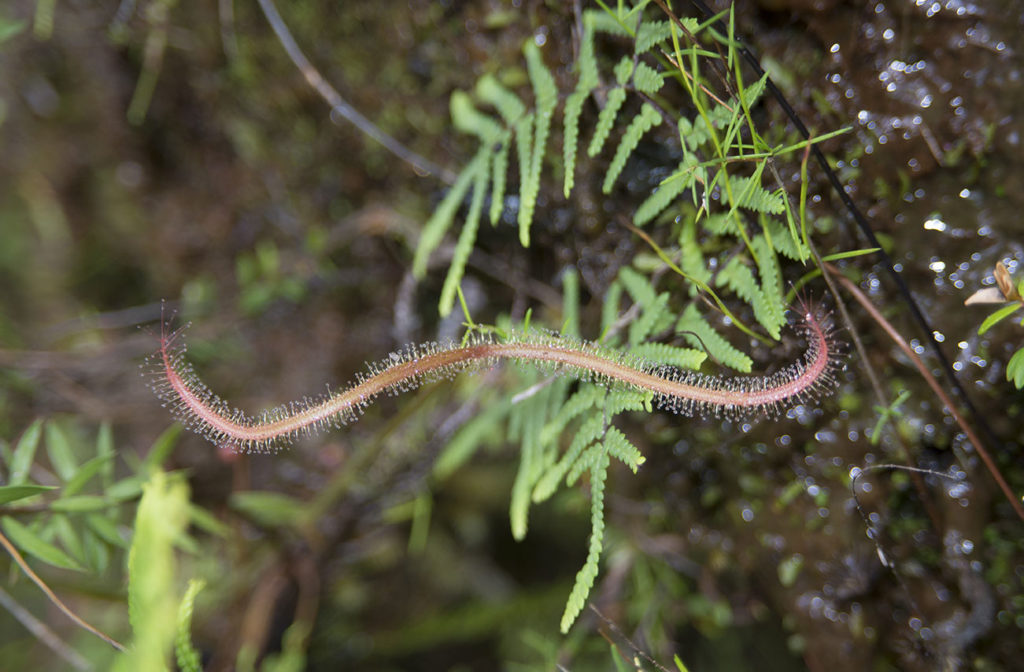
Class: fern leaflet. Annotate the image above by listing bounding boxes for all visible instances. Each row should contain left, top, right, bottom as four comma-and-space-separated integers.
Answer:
559, 449, 607, 633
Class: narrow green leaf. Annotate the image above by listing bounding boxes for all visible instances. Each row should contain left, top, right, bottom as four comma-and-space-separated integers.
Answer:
51, 495, 109, 513
0, 484, 55, 505
144, 423, 182, 470
188, 503, 231, 538
63, 453, 114, 497
97, 421, 115, 487
1, 516, 85, 571
10, 419, 44, 485
230, 491, 307, 528
1007, 347, 1024, 389
51, 514, 86, 566
87, 513, 129, 549
978, 302, 1021, 335
45, 422, 77, 481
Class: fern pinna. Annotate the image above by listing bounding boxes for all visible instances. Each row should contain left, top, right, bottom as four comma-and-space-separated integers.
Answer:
402, 2, 848, 631
151, 3, 848, 633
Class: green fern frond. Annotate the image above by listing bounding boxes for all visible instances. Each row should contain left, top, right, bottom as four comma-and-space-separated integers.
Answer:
489, 131, 511, 224
539, 384, 604, 448
475, 74, 527, 124
702, 211, 740, 236
630, 342, 706, 370
618, 266, 658, 307
678, 218, 713, 292
174, 579, 205, 672
412, 145, 485, 278
602, 426, 645, 472
752, 233, 786, 329
724, 173, 785, 214
533, 410, 604, 503
603, 387, 653, 417
588, 87, 627, 158
603, 103, 662, 193
439, 157, 490, 316
563, 17, 599, 197
587, 9, 631, 37
563, 90, 588, 198
601, 280, 625, 337
629, 291, 671, 344
738, 72, 769, 109
635, 19, 674, 53
634, 158, 696, 226
632, 62, 664, 95
762, 215, 809, 261
509, 374, 563, 540
717, 257, 783, 339
433, 398, 510, 481
560, 450, 608, 633
676, 304, 752, 372
618, 268, 676, 343
451, 90, 504, 143
518, 41, 558, 247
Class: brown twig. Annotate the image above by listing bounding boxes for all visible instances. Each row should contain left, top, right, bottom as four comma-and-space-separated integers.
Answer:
254, 0, 455, 184
0, 529, 126, 652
